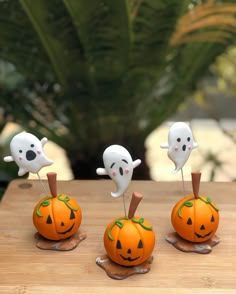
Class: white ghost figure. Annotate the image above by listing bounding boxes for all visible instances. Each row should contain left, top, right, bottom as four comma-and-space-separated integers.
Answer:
3, 132, 53, 176
96, 145, 141, 197
160, 122, 198, 173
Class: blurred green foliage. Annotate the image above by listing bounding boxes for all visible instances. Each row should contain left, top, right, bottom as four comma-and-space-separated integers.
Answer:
1, 0, 236, 180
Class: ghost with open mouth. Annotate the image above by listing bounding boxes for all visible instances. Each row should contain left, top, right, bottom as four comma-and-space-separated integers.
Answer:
96, 145, 141, 197
3, 132, 53, 176
160, 122, 198, 174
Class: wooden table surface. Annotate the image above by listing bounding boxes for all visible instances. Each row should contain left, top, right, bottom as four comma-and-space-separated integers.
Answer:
0, 179, 236, 293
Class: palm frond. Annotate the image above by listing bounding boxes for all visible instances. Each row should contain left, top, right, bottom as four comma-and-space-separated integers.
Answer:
131, 0, 181, 68
171, 1, 236, 45
63, 0, 130, 81
0, 1, 54, 79
20, 0, 87, 87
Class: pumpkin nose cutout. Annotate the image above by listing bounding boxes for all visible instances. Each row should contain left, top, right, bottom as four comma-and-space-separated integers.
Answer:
61, 222, 65, 226
127, 248, 131, 254
119, 167, 123, 176
200, 224, 205, 230
26, 150, 36, 161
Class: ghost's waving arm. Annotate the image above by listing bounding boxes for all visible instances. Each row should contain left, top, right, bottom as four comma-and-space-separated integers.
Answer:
160, 143, 169, 149
41, 137, 48, 147
96, 168, 107, 176
133, 159, 141, 168
3, 156, 14, 162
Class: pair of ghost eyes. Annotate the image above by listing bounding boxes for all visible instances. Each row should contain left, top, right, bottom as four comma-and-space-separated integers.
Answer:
110, 159, 128, 169
186, 215, 215, 225
116, 239, 143, 249
177, 137, 191, 143
19, 144, 35, 153
46, 210, 76, 224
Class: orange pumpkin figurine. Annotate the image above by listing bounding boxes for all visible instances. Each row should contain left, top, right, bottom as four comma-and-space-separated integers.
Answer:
171, 172, 219, 243
33, 172, 82, 241
104, 192, 155, 267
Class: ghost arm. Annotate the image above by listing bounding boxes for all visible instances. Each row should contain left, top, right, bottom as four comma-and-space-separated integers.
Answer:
133, 159, 141, 169
41, 137, 48, 147
160, 143, 169, 149
3, 156, 14, 162
193, 142, 198, 149
96, 168, 108, 176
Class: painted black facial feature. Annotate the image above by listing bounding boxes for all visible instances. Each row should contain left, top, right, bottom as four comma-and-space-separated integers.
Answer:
46, 215, 53, 224
211, 215, 215, 222
182, 145, 186, 151
187, 137, 191, 142
110, 162, 115, 168
195, 231, 212, 239
138, 240, 143, 248
122, 159, 128, 164
31, 144, 34, 148
58, 223, 75, 235
61, 222, 65, 226
70, 210, 76, 219
119, 167, 123, 176
116, 240, 122, 249
26, 150, 36, 161
187, 217, 192, 225
177, 138, 181, 142
19, 150, 22, 153
127, 248, 131, 254
200, 224, 205, 230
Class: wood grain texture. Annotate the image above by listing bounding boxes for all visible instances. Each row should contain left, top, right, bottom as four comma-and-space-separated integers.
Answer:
0, 179, 236, 293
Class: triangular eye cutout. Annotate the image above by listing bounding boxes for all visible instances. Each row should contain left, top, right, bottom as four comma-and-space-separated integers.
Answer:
211, 215, 215, 222
46, 215, 53, 224
116, 240, 122, 249
138, 239, 143, 248
187, 217, 192, 225
70, 210, 76, 219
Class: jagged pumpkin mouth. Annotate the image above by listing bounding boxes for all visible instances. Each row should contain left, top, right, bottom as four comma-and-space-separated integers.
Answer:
58, 223, 75, 235
120, 255, 140, 262
195, 231, 212, 239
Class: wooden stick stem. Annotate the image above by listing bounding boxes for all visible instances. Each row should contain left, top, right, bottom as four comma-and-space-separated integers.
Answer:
47, 172, 57, 198
128, 192, 143, 219
191, 172, 201, 199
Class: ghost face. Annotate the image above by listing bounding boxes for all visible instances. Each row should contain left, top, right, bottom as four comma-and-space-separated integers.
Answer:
167, 122, 198, 173
8, 132, 53, 176
103, 145, 134, 198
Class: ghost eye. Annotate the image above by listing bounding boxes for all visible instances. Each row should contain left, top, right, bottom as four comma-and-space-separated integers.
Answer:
187, 137, 191, 142
110, 162, 115, 168
122, 159, 128, 164
177, 138, 181, 142
31, 144, 34, 148
19, 150, 22, 153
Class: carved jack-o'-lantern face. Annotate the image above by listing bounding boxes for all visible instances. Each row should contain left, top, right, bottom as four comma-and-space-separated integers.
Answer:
104, 216, 155, 266
33, 194, 82, 241
171, 195, 219, 243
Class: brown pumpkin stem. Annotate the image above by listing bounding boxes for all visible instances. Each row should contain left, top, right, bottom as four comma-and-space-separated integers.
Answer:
191, 172, 201, 199
128, 192, 143, 219
47, 172, 57, 198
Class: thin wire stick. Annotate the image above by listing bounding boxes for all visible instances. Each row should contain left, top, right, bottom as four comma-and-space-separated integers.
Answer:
123, 193, 127, 217
181, 168, 186, 194
37, 173, 48, 196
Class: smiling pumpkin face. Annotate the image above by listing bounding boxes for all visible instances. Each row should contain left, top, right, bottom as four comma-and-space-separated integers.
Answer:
33, 194, 82, 241
171, 195, 219, 243
104, 216, 155, 266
